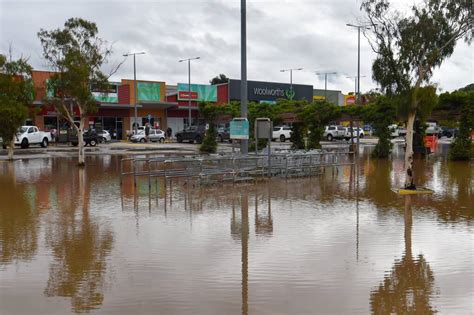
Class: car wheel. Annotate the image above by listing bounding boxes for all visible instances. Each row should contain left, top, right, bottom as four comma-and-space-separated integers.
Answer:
21, 138, 29, 149
140, 138, 146, 143
89, 139, 97, 147
327, 134, 333, 141
359, 134, 364, 138
41, 138, 49, 148
280, 135, 286, 142
195, 136, 202, 144
159, 137, 165, 143
176, 135, 183, 143
71, 142, 78, 146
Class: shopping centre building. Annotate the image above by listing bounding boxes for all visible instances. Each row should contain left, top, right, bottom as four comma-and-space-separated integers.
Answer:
28, 70, 354, 140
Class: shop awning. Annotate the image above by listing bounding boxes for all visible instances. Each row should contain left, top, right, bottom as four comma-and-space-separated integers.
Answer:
141, 101, 178, 109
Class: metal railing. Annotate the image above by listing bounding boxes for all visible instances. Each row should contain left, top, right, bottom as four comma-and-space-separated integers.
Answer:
120, 150, 355, 187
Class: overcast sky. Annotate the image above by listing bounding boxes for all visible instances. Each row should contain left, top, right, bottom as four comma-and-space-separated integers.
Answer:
1, 0, 472, 94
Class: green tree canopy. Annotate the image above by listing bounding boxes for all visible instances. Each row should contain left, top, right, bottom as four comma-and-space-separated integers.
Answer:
361, 0, 472, 188
209, 74, 229, 85
0, 53, 34, 159
38, 17, 114, 165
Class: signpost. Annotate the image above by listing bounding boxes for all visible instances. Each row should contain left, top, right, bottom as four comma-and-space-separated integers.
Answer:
254, 118, 272, 176
230, 118, 249, 140
230, 118, 249, 154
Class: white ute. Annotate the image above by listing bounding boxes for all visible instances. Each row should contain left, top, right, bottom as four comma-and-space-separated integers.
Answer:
14, 126, 52, 149
272, 126, 292, 142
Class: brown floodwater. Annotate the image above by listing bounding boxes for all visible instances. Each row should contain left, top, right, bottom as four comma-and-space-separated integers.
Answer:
0, 144, 472, 314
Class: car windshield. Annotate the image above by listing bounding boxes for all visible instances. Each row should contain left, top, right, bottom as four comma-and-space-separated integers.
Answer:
17, 127, 28, 133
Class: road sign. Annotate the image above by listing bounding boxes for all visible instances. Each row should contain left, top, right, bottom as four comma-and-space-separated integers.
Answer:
255, 118, 272, 139
230, 118, 249, 140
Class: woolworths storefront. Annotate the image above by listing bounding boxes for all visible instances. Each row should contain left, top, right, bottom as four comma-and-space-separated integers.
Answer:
228, 79, 313, 103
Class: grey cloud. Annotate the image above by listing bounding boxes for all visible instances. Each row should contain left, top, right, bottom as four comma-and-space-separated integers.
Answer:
1, 0, 471, 93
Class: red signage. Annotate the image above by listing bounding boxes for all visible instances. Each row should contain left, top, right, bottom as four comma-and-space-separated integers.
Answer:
178, 91, 198, 100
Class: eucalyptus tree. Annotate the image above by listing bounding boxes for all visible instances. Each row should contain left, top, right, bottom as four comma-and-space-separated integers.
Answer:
0, 54, 34, 160
38, 18, 120, 166
361, 0, 472, 188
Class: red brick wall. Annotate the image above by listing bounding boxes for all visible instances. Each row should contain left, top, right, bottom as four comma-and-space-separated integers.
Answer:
118, 84, 130, 104
217, 84, 229, 105
32, 71, 55, 101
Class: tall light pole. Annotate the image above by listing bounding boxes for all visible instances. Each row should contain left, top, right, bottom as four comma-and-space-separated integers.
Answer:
123, 52, 145, 134
346, 75, 367, 99
241, 0, 248, 154
315, 71, 337, 101
346, 23, 370, 106
179, 57, 200, 128
280, 68, 303, 90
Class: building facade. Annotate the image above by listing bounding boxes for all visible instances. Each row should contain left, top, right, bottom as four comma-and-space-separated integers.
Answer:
30, 70, 176, 141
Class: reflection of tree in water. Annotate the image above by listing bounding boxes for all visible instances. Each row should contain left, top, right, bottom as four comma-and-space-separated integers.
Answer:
370, 196, 436, 314
44, 168, 113, 313
0, 166, 39, 265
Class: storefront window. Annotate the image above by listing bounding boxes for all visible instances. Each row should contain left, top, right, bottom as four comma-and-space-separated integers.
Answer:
44, 116, 58, 131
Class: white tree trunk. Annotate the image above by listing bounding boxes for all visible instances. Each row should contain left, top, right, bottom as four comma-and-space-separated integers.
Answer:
7, 138, 14, 160
78, 118, 85, 166
404, 112, 416, 189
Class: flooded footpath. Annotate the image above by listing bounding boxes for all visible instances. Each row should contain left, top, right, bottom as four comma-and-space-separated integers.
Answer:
0, 144, 472, 314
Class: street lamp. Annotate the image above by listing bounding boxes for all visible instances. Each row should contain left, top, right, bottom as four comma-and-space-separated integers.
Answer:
179, 56, 200, 128
241, 0, 248, 154
123, 52, 145, 134
346, 23, 371, 105
280, 68, 303, 90
346, 75, 367, 98
315, 71, 337, 101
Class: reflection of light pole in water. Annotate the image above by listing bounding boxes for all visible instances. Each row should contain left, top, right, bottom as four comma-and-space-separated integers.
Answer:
241, 194, 249, 315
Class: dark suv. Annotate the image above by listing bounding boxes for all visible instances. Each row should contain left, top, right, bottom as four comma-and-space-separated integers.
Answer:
217, 127, 230, 142
69, 129, 100, 147
175, 125, 206, 144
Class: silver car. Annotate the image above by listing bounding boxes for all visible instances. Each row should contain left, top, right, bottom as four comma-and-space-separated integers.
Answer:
130, 129, 165, 143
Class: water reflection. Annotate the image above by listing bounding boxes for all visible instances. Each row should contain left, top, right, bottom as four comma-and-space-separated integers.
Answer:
0, 149, 472, 314
241, 193, 249, 315
43, 167, 114, 313
370, 196, 437, 314
0, 163, 39, 265
255, 184, 273, 236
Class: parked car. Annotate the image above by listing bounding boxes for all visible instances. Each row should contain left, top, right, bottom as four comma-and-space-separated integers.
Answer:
175, 125, 206, 144
97, 130, 111, 143
324, 125, 346, 141
389, 124, 400, 138
272, 126, 292, 142
344, 127, 365, 140
440, 127, 458, 138
426, 125, 442, 138
69, 129, 100, 147
397, 126, 407, 137
217, 127, 230, 143
363, 124, 373, 136
12, 126, 52, 149
129, 129, 165, 143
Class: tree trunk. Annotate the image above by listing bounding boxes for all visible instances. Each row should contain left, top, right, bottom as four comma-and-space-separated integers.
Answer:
77, 118, 85, 166
7, 138, 14, 160
404, 112, 416, 189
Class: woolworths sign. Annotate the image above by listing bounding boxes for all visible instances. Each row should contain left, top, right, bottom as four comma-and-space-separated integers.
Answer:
229, 79, 312, 102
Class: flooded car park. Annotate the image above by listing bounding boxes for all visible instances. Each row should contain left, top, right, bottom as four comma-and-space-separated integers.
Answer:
0, 144, 472, 314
